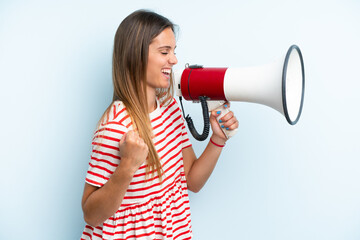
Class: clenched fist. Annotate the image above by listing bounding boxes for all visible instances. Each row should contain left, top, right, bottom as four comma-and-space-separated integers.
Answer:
118, 130, 149, 174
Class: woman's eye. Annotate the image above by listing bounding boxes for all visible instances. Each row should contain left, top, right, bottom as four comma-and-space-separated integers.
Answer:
161, 52, 168, 55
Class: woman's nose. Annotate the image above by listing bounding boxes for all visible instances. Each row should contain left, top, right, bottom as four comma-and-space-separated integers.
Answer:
169, 53, 178, 65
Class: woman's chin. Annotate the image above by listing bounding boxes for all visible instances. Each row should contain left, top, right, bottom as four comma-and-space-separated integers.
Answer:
160, 80, 170, 89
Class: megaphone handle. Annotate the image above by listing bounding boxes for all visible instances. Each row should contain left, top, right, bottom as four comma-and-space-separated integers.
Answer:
208, 101, 238, 139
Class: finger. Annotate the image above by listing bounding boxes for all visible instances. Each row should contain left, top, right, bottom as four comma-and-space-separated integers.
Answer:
222, 118, 238, 129
143, 143, 149, 153
127, 130, 135, 137
120, 132, 127, 144
228, 120, 239, 130
134, 130, 140, 137
137, 136, 146, 146
137, 138, 148, 154
126, 130, 139, 144
219, 111, 234, 122
223, 102, 230, 108
210, 110, 220, 120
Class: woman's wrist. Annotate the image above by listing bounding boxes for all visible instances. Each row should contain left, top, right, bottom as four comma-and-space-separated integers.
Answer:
116, 160, 138, 178
209, 135, 226, 147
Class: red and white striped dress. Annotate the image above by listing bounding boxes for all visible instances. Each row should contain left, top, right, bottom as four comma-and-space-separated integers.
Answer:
81, 98, 193, 240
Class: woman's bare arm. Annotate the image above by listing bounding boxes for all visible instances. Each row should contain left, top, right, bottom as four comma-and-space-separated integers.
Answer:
81, 131, 148, 226
183, 106, 238, 193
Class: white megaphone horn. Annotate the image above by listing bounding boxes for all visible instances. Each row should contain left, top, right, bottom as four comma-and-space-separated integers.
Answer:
173, 45, 305, 141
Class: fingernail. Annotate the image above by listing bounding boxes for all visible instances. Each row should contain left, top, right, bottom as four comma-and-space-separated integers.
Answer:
224, 104, 228, 108
221, 125, 224, 128
226, 127, 229, 130
216, 111, 221, 114
219, 119, 222, 123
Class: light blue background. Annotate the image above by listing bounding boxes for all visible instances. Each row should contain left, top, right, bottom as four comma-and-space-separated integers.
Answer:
1, 0, 359, 239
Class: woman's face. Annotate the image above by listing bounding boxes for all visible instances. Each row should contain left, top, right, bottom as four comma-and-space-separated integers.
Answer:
146, 27, 178, 91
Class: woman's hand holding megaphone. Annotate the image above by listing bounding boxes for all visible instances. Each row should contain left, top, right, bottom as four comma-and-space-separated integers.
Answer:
209, 101, 239, 142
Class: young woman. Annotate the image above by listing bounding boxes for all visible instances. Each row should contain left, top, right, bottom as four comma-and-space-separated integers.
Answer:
81, 10, 238, 240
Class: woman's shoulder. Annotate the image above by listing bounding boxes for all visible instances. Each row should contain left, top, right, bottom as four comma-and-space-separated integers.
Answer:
111, 100, 126, 115
98, 101, 131, 131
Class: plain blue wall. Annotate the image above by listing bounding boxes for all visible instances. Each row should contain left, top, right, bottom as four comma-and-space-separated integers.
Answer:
1, 0, 359, 239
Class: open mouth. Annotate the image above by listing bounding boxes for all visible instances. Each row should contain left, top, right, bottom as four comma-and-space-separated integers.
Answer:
161, 69, 171, 77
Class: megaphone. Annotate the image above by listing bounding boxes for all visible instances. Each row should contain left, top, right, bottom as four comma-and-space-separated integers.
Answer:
173, 45, 305, 141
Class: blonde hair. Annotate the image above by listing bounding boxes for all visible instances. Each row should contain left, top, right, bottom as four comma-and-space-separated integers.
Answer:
100, 10, 176, 181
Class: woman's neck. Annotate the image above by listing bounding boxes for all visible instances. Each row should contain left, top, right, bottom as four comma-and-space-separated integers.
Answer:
147, 87, 157, 113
